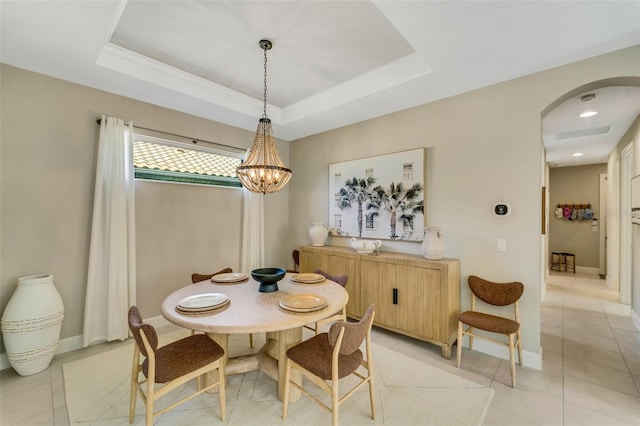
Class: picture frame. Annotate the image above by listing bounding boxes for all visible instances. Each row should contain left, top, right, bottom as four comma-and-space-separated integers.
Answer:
328, 148, 426, 241
632, 175, 640, 225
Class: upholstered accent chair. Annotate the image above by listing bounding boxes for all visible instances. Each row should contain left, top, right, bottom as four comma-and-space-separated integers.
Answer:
303, 269, 349, 335
283, 304, 376, 426
191, 268, 253, 348
457, 275, 524, 387
127, 306, 226, 426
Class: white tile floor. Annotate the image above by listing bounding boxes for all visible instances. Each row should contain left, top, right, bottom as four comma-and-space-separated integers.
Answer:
1, 271, 639, 425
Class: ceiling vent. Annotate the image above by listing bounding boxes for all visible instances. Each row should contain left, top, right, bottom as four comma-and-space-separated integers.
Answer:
555, 125, 614, 140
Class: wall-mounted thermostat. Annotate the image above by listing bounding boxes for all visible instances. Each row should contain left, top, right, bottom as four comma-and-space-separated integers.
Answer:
493, 202, 511, 217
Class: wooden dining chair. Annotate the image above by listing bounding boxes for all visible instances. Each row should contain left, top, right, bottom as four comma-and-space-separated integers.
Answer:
283, 304, 376, 426
292, 249, 300, 272
190, 267, 232, 285
190, 268, 254, 348
457, 275, 524, 387
128, 306, 226, 426
304, 269, 348, 335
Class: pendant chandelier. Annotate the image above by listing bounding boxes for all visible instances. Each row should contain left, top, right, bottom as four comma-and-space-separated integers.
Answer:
237, 39, 292, 194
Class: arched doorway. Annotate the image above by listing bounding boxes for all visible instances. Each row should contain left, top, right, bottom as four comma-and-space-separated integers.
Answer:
540, 77, 640, 303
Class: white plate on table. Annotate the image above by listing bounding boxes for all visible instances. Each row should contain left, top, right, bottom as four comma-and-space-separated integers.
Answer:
211, 273, 248, 283
279, 294, 327, 312
178, 293, 229, 311
176, 300, 229, 315
290, 273, 325, 284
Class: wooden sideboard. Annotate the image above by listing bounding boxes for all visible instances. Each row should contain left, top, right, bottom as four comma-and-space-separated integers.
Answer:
300, 245, 460, 359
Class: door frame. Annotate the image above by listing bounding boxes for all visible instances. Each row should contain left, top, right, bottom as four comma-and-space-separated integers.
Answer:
619, 142, 633, 304
599, 174, 607, 277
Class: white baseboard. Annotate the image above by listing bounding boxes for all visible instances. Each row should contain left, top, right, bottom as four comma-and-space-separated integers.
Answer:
576, 266, 600, 274
1, 314, 171, 371
460, 336, 542, 370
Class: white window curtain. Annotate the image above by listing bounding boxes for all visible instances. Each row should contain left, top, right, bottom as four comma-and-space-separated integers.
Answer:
240, 151, 265, 272
83, 116, 136, 346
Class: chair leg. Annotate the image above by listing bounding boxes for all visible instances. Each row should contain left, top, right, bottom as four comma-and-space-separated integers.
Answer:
508, 333, 516, 388
129, 351, 139, 424
456, 321, 463, 368
282, 358, 291, 420
249, 333, 254, 348
218, 361, 226, 421
468, 327, 474, 350
331, 378, 339, 426
368, 369, 376, 419
516, 330, 523, 365
145, 381, 154, 426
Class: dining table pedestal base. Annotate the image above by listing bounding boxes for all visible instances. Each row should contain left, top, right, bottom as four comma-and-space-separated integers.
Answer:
206, 327, 302, 402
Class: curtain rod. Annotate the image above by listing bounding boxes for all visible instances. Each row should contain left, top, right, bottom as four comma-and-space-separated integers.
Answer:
96, 118, 246, 153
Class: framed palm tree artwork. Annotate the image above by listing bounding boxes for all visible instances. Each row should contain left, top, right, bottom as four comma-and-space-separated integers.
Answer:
329, 148, 426, 241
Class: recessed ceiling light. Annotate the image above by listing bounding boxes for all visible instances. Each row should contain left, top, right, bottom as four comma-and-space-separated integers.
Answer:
572, 152, 583, 157
580, 111, 597, 118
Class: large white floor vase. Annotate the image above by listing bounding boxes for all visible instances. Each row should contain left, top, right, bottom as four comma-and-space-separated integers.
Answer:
1, 274, 65, 376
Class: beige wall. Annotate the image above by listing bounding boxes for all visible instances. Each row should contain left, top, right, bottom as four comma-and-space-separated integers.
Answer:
549, 164, 607, 268
0, 65, 290, 351
289, 45, 640, 356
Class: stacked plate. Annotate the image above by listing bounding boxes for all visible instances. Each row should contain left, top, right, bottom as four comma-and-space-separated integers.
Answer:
290, 273, 325, 284
211, 272, 248, 283
176, 293, 230, 314
279, 294, 327, 313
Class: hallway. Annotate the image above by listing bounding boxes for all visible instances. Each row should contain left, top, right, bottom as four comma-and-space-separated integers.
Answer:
523, 271, 639, 424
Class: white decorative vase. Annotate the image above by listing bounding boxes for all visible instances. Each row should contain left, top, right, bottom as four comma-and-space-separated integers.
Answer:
1, 274, 65, 376
421, 227, 445, 260
308, 223, 329, 246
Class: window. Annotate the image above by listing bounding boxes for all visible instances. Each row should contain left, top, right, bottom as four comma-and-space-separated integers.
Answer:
132, 134, 243, 187
403, 163, 414, 180
334, 214, 342, 228
366, 213, 375, 229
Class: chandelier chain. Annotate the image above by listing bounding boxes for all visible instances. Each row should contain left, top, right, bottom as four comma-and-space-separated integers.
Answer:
263, 45, 268, 118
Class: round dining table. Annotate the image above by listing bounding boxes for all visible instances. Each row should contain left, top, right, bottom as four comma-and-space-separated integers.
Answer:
161, 272, 349, 401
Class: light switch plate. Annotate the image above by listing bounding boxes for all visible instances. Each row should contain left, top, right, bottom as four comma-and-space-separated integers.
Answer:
497, 239, 506, 252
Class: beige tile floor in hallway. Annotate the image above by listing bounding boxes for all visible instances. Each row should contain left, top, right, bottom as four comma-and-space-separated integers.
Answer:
1, 271, 639, 425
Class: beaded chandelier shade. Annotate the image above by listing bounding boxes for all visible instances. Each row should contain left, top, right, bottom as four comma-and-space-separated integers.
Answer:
237, 39, 292, 194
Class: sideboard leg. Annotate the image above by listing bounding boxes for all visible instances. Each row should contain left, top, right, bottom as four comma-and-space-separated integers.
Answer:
441, 344, 452, 360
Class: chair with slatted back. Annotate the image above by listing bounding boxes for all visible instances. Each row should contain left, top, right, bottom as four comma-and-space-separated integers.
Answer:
191, 268, 254, 348
128, 306, 226, 426
283, 304, 376, 426
303, 270, 348, 335
457, 275, 524, 387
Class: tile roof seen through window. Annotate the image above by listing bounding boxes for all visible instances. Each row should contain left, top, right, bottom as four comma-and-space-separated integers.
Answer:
133, 140, 241, 177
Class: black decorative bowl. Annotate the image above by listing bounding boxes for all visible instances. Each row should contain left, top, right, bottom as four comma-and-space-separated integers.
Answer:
251, 267, 286, 293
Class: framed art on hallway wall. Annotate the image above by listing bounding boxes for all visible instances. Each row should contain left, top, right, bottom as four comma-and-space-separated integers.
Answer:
329, 148, 426, 241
